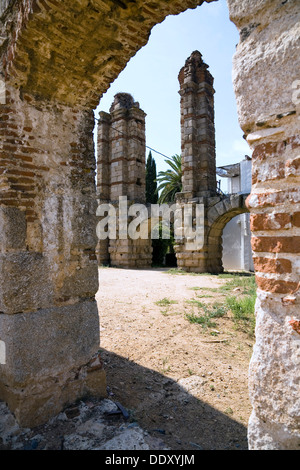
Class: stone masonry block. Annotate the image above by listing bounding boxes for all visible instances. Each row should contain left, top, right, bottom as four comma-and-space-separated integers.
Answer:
0, 300, 105, 427
0, 206, 27, 252
60, 264, 98, 300
0, 252, 54, 314
0, 300, 100, 383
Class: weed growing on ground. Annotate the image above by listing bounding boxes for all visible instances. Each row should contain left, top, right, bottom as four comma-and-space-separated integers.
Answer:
186, 275, 257, 337
166, 268, 213, 277
188, 287, 213, 298
155, 298, 178, 306
221, 275, 256, 336
160, 357, 171, 373
166, 268, 186, 275
219, 275, 256, 295
185, 299, 205, 308
185, 312, 217, 329
185, 301, 227, 330
226, 295, 256, 336
159, 272, 257, 337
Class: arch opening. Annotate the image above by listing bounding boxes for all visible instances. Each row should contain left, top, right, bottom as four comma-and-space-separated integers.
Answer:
207, 197, 250, 274
222, 213, 254, 273
0, 0, 299, 451
93, 0, 256, 451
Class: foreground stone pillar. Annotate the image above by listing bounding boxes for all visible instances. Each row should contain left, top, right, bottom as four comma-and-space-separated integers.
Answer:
228, 0, 300, 449
0, 85, 106, 427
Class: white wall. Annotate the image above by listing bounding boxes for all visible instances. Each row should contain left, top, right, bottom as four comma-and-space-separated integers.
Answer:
240, 159, 252, 194
222, 213, 254, 272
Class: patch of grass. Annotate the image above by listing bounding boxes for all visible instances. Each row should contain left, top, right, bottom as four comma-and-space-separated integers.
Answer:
164, 272, 257, 337
155, 298, 178, 306
161, 309, 181, 317
205, 274, 257, 337
185, 301, 226, 330
203, 303, 227, 318
201, 287, 219, 293
166, 268, 213, 277
226, 294, 256, 336
185, 312, 217, 329
219, 275, 257, 295
218, 273, 239, 278
185, 299, 205, 308
226, 295, 256, 319
188, 288, 213, 298
166, 268, 186, 275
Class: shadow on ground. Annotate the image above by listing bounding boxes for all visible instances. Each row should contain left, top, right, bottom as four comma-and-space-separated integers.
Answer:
101, 348, 248, 450
0, 349, 248, 450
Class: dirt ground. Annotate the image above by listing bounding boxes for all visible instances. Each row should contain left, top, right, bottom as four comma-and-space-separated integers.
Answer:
0, 266, 255, 451
96, 267, 255, 450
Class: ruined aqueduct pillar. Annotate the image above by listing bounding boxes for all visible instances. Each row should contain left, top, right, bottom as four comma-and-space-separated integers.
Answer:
178, 50, 216, 198
97, 93, 152, 268
174, 51, 248, 273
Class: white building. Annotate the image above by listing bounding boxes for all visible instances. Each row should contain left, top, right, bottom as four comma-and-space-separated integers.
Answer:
217, 156, 254, 272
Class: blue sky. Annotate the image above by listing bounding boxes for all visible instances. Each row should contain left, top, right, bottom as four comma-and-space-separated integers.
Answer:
95, 0, 251, 190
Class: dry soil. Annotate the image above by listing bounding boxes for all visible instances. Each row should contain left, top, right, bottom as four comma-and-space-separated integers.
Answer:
0, 267, 255, 451
96, 267, 255, 450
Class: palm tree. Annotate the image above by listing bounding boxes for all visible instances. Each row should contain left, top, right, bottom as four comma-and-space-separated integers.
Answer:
156, 154, 182, 203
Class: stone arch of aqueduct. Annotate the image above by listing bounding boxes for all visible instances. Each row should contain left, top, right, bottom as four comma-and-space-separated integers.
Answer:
0, 0, 299, 450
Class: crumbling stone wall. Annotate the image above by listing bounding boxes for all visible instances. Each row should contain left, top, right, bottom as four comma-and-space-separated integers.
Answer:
0, 0, 299, 450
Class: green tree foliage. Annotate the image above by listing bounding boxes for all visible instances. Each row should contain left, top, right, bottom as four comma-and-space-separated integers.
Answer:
145, 151, 158, 204
156, 154, 182, 203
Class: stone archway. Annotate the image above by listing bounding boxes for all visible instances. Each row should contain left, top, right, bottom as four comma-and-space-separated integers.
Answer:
0, 0, 299, 449
207, 194, 249, 273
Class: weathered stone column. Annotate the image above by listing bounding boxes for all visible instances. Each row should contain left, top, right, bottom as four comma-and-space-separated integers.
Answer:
97, 93, 152, 268
96, 111, 111, 265
228, 0, 300, 449
108, 93, 146, 204
0, 84, 106, 427
178, 50, 216, 198
174, 51, 218, 272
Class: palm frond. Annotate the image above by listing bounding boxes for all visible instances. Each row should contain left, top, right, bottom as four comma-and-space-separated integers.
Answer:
155, 154, 182, 203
